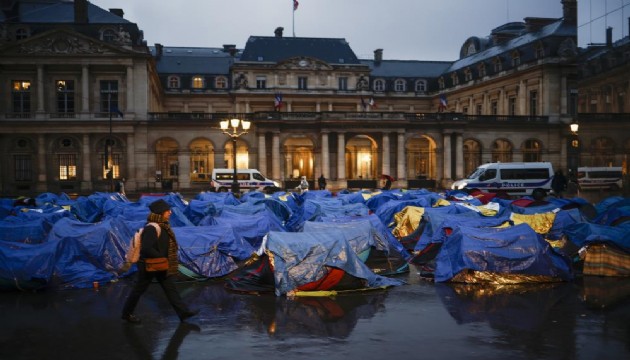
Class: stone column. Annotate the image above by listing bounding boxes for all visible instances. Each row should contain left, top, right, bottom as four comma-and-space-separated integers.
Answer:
272, 132, 280, 180
382, 132, 390, 176
397, 131, 405, 181
81, 65, 89, 113
321, 132, 329, 177
443, 133, 452, 180
37, 65, 44, 113
455, 133, 464, 179
36, 134, 47, 192
337, 133, 345, 179
126, 132, 136, 190
258, 133, 267, 175
126, 65, 133, 114
178, 152, 190, 190
81, 134, 91, 192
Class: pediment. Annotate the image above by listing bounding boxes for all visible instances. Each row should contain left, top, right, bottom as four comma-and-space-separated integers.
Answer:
276, 57, 333, 71
1, 28, 129, 56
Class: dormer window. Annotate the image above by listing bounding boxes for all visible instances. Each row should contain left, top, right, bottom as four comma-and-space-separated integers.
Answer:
511, 51, 521, 67
414, 79, 427, 93
464, 68, 473, 82
535, 42, 545, 59
373, 79, 385, 92
438, 77, 445, 90
192, 76, 204, 89
394, 79, 406, 92
215, 76, 227, 89
493, 57, 502, 72
168, 76, 180, 89
102, 29, 117, 43
451, 73, 459, 86
478, 63, 486, 77
15, 27, 30, 40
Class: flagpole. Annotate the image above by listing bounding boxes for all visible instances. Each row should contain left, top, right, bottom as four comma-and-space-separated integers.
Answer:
292, 1, 295, 37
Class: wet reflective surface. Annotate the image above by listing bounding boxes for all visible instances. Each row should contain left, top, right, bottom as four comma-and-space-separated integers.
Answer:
2, 267, 630, 360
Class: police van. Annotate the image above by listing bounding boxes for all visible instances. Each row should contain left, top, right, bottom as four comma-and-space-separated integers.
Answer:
210, 168, 280, 192
577, 166, 623, 190
451, 162, 554, 197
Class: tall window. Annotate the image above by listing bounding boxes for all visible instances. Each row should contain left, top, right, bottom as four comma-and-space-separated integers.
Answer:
101, 149, 121, 179
338, 77, 348, 91
56, 80, 75, 114
523, 139, 542, 162
102, 29, 116, 42
12, 80, 31, 114
298, 76, 308, 90
373, 79, 385, 92
168, 76, 180, 89
463, 139, 482, 176
58, 154, 77, 180
451, 73, 459, 86
215, 76, 227, 89
415, 80, 427, 93
192, 76, 204, 89
476, 104, 482, 115
508, 96, 516, 115
493, 57, 502, 72
592, 137, 615, 166
491, 101, 498, 115
394, 79, 406, 92
478, 63, 486, 78
256, 76, 267, 89
511, 51, 521, 67
464, 68, 473, 82
492, 139, 513, 163
14, 154, 32, 182
529, 90, 538, 115
100, 80, 118, 113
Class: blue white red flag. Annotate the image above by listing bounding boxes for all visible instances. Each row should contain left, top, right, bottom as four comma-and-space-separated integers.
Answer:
274, 93, 283, 110
439, 94, 447, 111
368, 97, 377, 109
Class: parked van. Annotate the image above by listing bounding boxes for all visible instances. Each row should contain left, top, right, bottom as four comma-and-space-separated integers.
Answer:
210, 168, 280, 192
577, 166, 623, 190
451, 162, 554, 197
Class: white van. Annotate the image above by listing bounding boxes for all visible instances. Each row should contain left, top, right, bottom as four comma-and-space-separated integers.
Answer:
577, 166, 623, 190
210, 168, 280, 192
451, 162, 554, 197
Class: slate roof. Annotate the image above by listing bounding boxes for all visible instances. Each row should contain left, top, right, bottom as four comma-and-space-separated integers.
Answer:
361, 59, 452, 78
446, 19, 574, 72
0, 0, 130, 24
239, 36, 361, 65
149, 46, 235, 74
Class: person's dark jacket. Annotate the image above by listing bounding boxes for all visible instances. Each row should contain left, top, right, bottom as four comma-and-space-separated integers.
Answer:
140, 224, 169, 259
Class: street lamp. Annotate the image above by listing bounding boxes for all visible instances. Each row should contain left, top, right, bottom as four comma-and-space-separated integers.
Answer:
220, 118, 250, 194
569, 119, 579, 183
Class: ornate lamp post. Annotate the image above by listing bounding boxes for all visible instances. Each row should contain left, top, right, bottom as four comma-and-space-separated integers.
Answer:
569, 119, 579, 183
220, 118, 250, 194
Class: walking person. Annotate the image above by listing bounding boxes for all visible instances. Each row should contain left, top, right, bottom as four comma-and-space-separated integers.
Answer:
551, 170, 568, 198
121, 199, 199, 324
318, 174, 326, 190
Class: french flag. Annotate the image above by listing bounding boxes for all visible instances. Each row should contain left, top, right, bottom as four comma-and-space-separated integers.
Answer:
274, 93, 283, 110
439, 95, 447, 111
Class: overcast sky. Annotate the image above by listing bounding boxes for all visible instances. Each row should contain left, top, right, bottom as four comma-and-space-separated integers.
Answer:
89, 0, 625, 61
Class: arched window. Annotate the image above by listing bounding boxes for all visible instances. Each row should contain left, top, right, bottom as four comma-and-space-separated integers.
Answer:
373, 79, 385, 92
168, 76, 180, 89
522, 139, 542, 162
511, 51, 521, 67
414, 79, 427, 93
463, 139, 482, 176
394, 79, 406, 92
192, 76, 204, 89
102, 29, 117, 43
591, 137, 616, 166
215, 76, 227, 89
492, 139, 513, 163
493, 56, 503, 73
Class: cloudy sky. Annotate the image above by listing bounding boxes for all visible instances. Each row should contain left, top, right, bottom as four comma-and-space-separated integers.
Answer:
89, 0, 625, 61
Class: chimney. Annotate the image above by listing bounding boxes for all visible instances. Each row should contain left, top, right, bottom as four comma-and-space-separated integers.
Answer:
223, 44, 237, 56
74, 0, 88, 24
109, 8, 124, 18
155, 43, 163, 59
274, 27, 284, 38
374, 49, 383, 65
561, 0, 577, 25
606, 27, 613, 47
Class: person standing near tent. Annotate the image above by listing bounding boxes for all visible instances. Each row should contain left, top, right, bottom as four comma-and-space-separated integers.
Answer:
121, 199, 199, 324
318, 174, 326, 190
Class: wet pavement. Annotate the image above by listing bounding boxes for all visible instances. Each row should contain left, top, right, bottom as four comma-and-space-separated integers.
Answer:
2, 266, 630, 360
